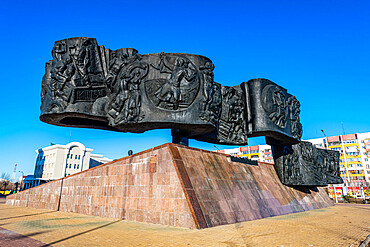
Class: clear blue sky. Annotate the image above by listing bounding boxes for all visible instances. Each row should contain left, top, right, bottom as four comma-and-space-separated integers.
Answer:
0, 0, 369, 179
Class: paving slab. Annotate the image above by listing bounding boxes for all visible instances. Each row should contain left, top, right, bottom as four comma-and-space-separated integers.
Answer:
0, 203, 368, 246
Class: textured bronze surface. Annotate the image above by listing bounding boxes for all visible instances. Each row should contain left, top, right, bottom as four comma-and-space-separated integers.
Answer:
271, 141, 343, 186
40, 37, 303, 146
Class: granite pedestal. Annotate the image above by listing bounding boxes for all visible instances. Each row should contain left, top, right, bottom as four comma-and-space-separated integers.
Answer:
6, 144, 333, 229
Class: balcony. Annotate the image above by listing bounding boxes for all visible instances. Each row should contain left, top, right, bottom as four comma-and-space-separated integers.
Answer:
345, 153, 360, 157
346, 167, 364, 171
348, 173, 365, 177
344, 143, 358, 147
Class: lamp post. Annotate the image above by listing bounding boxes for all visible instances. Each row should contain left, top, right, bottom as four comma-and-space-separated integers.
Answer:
18, 171, 24, 191
321, 129, 338, 203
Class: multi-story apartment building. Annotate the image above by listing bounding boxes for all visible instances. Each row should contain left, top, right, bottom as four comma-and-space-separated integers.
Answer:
307, 132, 370, 199
25, 142, 111, 189
218, 132, 370, 199
217, 144, 274, 163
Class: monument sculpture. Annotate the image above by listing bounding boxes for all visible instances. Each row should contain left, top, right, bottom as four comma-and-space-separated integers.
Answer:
39, 37, 342, 187
6, 37, 343, 229
40, 37, 302, 146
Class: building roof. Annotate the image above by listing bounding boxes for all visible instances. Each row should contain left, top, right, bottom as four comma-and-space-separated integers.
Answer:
35, 142, 93, 153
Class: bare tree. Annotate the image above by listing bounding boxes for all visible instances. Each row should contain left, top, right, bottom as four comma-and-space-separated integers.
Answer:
1, 173, 11, 181
1, 173, 11, 191
2, 181, 9, 191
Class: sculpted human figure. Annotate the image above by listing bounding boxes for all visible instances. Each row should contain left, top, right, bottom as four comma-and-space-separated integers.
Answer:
108, 58, 148, 124
72, 39, 103, 86
228, 97, 245, 142
287, 96, 303, 139
106, 49, 139, 88
282, 146, 294, 177
108, 72, 130, 123
200, 61, 215, 112
154, 57, 196, 110
50, 41, 75, 104
122, 63, 147, 122
269, 88, 287, 128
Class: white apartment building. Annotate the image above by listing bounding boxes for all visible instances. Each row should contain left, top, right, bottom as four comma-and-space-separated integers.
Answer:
26, 142, 112, 189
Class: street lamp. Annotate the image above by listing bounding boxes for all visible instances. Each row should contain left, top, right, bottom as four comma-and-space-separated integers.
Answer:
18, 171, 24, 191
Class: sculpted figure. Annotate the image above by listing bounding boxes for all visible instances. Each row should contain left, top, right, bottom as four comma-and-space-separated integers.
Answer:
287, 96, 303, 139
50, 41, 75, 105
154, 56, 196, 110
269, 87, 287, 128
108, 54, 148, 124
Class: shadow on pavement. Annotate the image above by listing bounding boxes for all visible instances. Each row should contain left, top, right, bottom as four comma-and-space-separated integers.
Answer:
0, 227, 52, 246
41, 220, 121, 246
0, 229, 52, 239
0, 211, 55, 221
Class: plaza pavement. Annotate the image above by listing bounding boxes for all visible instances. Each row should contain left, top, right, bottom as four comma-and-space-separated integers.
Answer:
0, 201, 368, 247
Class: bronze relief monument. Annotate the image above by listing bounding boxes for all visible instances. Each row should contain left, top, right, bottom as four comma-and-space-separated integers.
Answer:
5, 37, 343, 230
40, 37, 342, 187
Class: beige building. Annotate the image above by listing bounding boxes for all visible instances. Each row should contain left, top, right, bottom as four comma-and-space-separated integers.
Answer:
27, 142, 111, 189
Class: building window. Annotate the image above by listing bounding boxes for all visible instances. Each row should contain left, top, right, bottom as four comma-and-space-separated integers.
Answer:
78, 155, 81, 159
77, 164, 79, 169
69, 164, 71, 168
74, 164, 76, 169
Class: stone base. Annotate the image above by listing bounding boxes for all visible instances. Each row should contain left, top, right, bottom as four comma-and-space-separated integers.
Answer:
6, 143, 333, 229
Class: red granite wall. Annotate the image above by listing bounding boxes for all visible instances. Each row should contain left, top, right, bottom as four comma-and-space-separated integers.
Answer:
6, 144, 196, 229
6, 143, 334, 229
7, 179, 62, 210
172, 145, 334, 227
